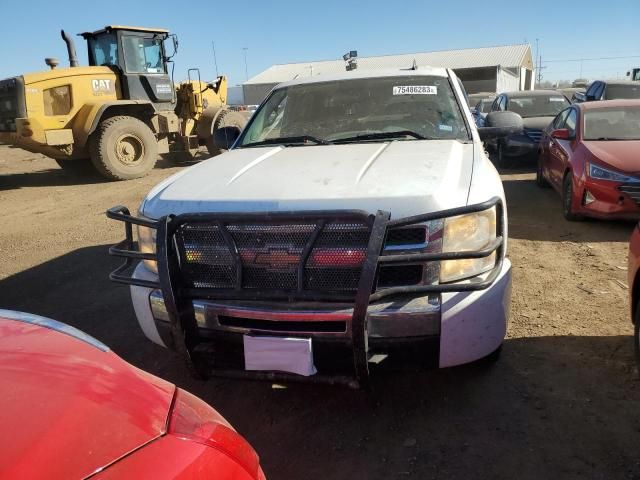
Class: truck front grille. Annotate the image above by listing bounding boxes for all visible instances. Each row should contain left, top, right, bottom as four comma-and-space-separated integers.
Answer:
175, 220, 371, 295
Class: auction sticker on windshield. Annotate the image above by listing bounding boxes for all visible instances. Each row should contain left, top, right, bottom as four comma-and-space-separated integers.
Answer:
393, 86, 438, 95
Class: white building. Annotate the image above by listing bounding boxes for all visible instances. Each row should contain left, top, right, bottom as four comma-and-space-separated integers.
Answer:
243, 44, 534, 105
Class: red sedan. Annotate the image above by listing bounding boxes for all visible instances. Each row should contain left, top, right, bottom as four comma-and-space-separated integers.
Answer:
536, 99, 640, 220
0, 309, 266, 480
627, 228, 640, 370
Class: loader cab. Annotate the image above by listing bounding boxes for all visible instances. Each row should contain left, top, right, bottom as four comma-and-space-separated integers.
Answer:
81, 26, 174, 107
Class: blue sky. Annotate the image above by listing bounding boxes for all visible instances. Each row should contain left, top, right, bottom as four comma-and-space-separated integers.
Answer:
2, 0, 638, 85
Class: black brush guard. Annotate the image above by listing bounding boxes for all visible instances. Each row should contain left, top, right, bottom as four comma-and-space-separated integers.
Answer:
107, 197, 504, 388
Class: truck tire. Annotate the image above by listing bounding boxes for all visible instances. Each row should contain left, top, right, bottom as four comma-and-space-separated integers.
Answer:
206, 109, 247, 156
89, 116, 158, 180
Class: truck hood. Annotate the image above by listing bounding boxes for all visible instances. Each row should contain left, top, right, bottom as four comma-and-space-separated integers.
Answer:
143, 140, 474, 220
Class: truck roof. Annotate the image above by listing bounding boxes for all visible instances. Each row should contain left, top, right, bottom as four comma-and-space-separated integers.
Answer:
275, 67, 450, 89
80, 25, 169, 37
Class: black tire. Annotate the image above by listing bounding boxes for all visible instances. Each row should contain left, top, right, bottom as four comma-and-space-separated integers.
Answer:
562, 172, 582, 221
54, 158, 95, 175
89, 116, 158, 180
634, 318, 640, 375
496, 142, 512, 169
535, 155, 550, 188
633, 320, 640, 372
206, 109, 247, 156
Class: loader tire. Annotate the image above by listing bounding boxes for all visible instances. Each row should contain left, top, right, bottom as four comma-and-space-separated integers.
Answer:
206, 109, 247, 156
89, 116, 158, 180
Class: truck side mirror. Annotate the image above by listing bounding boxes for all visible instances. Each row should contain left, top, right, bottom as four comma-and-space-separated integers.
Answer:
213, 126, 241, 151
477, 111, 523, 140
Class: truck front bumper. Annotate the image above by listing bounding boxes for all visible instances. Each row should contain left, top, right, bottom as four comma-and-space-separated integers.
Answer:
109, 197, 508, 387
130, 258, 512, 368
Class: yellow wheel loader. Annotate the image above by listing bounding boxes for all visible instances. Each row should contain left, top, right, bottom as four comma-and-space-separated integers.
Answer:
0, 26, 246, 180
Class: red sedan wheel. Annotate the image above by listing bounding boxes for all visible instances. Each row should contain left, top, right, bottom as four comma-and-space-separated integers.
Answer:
536, 155, 550, 188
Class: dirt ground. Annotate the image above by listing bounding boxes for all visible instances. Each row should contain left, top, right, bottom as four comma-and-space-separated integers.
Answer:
1, 145, 639, 480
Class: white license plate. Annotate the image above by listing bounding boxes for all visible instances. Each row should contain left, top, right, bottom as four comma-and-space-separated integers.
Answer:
243, 335, 317, 376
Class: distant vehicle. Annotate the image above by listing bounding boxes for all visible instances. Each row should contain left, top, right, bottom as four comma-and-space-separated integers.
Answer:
627, 227, 640, 372
470, 95, 496, 127
572, 79, 589, 88
559, 87, 586, 103
486, 90, 570, 167
0, 309, 266, 480
580, 80, 640, 102
537, 100, 640, 221
627, 68, 640, 81
467, 92, 494, 107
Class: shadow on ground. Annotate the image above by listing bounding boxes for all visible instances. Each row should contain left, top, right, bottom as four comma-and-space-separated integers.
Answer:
1, 246, 639, 480
503, 175, 636, 243
0, 154, 191, 191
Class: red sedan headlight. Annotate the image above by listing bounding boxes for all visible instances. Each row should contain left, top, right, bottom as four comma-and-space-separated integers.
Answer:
168, 389, 262, 479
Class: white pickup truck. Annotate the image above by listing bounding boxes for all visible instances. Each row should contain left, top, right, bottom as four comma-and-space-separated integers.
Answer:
108, 67, 522, 387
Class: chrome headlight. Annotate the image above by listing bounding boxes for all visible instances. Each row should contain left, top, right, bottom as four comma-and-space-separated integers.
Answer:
440, 207, 497, 283
588, 163, 640, 183
137, 223, 157, 274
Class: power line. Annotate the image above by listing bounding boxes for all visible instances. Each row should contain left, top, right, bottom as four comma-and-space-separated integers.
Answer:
542, 54, 640, 63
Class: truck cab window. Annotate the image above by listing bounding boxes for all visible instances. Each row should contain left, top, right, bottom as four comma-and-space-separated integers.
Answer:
122, 36, 164, 74
88, 33, 118, 66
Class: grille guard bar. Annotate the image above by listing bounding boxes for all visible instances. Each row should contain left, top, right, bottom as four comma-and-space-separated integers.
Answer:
107, 197, 505, 388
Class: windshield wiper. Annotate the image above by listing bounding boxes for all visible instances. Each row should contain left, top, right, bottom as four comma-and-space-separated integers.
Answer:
333, 130, 428, 143
241, 135, 332, 148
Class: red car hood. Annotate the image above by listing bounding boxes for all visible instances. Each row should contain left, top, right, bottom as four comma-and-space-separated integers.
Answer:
583, 140, 640, 174
0, 316, 175, 479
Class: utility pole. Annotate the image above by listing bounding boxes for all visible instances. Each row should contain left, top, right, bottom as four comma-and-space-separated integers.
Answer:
535, 39, 545, 87
211, 41, 219, 77
242, 47, 249, 81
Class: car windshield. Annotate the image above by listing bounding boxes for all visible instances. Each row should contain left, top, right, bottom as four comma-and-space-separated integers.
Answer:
237, 75, 470, 147
604, 84, 640, 100
583, 106, 640, 140
507, 95, 570, 118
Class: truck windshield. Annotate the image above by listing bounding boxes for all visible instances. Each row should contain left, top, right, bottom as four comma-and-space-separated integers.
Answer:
237, 75, 470, 147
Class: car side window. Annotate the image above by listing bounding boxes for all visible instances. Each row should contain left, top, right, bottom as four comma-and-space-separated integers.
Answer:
564, 109, 577, 137
552, 109, 570, 130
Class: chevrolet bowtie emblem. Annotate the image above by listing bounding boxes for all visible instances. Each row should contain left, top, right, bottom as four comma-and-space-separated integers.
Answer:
241, 249, 300, 269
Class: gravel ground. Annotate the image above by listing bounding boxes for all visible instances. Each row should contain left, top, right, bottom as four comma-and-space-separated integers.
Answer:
1, 145, 639, 480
